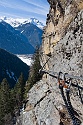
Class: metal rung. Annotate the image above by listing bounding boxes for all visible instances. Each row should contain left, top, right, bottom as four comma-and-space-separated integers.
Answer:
40, 70, 83, 90
42, 69, 83, 81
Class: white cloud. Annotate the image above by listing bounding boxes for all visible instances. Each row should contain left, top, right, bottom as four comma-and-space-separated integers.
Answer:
23, 0, 49, 10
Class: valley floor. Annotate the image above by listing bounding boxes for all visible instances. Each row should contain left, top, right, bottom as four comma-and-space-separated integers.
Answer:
16, 54, 33, 66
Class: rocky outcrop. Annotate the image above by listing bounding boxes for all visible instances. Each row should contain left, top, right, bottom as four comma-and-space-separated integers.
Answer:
18, 0, 83, 125
42, 0, 83, 55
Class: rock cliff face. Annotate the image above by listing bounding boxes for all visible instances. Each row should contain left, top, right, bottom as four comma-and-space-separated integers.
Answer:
18, 0, 83, 125
43, 0, 83, 55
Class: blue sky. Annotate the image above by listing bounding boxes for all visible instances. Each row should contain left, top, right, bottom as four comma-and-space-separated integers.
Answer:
0, 0, 49, 24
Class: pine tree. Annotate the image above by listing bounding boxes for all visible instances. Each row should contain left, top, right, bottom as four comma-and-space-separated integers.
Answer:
14, 73, 25, 108
10, 88, 16, 112
0, 78, 11, 124
29, 47, 42, 83
24, 47, 42, 98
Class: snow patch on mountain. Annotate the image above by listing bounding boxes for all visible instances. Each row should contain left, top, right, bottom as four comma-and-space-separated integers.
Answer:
0, 16, 44, 29
21, 30, 24, 33
6, 69, 17, 81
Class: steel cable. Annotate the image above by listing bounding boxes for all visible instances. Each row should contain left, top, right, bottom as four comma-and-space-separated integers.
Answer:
59, 85, 81, 125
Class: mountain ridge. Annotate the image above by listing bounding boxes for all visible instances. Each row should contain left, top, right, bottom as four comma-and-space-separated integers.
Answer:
0, 16, 44, 29
0, 21, 35, 54
0, 48, 30, 88
16, 23, 43, 48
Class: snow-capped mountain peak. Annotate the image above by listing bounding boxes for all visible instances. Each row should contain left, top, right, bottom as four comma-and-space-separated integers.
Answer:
0, 16, 44, 29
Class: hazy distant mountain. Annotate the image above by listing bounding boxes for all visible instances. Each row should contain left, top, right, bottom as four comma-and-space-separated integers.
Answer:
0, 17, 44, 29
0, 48, 30, 88
0, 21, 34, 54
16, 23, 43, 48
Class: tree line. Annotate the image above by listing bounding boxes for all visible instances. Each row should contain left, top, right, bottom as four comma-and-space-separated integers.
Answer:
0, 73, 25, 125
0, 47, 42, 125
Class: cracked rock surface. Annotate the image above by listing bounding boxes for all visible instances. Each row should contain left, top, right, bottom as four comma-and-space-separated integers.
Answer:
17, 0, 83, 125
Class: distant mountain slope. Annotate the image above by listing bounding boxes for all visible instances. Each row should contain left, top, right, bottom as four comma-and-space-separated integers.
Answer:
0, 21, 34, 54
28, 18, 44, 29
16, 23, 43, 48
0, 17, 44, 29
0, 48, 30, 88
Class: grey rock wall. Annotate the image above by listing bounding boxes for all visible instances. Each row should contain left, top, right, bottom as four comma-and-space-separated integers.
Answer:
51, 10, 83, 76
18, 5, 83, 125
